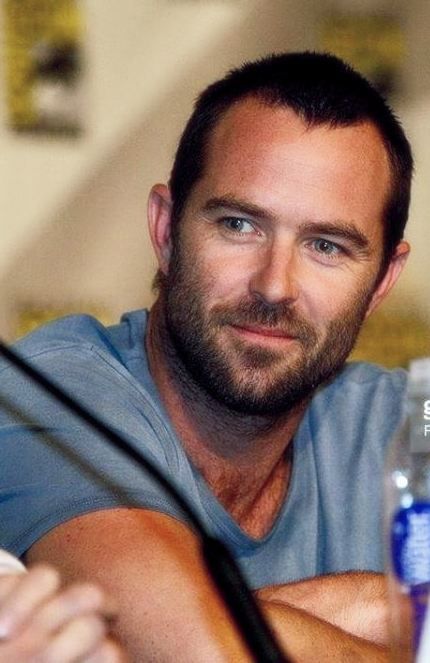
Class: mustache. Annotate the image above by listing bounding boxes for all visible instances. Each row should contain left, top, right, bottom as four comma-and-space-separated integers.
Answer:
214, 298, 317, 342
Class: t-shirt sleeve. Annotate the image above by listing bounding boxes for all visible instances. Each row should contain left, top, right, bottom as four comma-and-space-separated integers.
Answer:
0, 342, 193, 557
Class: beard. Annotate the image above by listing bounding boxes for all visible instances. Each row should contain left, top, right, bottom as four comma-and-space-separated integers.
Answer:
160, 245, 373, 417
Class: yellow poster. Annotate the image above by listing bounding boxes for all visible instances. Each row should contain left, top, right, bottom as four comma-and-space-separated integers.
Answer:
320, 14, 405, 96
3, 0, 84, 134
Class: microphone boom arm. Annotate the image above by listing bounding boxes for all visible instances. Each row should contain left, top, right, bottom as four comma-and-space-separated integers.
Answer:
0, 339, 289, 663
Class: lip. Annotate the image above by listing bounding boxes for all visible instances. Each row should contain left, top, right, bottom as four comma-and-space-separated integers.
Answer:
230, 324, 296, 343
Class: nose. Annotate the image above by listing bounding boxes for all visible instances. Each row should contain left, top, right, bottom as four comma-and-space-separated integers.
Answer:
249, 241, 300, 306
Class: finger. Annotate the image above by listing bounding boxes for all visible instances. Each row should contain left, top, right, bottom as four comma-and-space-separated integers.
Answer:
31, 582, 108, 634
40, 614, 107, 663
0, 565, 60, 639
0, 574, 22, 603
84, 638, 128, 663
0, 625, 47, 661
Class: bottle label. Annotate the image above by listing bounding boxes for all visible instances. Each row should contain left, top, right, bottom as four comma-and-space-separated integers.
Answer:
391, 503, 430, 653
392, 503, 430, 585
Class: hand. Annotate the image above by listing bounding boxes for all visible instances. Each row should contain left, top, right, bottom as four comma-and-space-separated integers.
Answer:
0, 564, 126, 662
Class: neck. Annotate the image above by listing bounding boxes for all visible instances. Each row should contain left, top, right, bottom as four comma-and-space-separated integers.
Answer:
145, 301, 308, 537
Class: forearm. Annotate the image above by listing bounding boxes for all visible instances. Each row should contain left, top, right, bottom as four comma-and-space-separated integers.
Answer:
80, 565, 387, 663
257, 571, 388, 645
262, 599, 388, 663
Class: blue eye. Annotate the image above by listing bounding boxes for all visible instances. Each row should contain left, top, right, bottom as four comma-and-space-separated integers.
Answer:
312, 238, 342, 256
222, 217, 255, 234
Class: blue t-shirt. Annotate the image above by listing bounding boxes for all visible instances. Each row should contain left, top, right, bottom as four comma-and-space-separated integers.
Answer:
0, 310, 406, 589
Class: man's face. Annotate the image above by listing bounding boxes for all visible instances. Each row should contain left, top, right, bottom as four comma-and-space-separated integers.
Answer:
160, 99, 394, 415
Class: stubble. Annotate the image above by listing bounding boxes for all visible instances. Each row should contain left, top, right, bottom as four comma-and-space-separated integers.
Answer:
160, 242, 373, 416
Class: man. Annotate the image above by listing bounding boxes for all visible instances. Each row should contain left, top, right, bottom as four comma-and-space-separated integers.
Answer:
0, 549, 125, 661
0, 52, 413, 660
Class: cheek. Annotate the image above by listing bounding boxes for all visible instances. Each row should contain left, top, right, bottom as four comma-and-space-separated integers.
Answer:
210, 264, 250, 304
195, 243, 255, 298
297, 267, 374, 326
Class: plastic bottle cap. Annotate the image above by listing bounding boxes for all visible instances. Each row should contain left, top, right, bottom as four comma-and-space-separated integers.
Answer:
409, 357, 430, 394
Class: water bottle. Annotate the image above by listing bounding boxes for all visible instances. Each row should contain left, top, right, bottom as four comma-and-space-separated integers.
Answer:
385, 357, 430, 662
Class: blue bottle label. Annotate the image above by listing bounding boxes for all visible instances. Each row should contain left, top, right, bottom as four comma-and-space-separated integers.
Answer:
392, 503, 430, 585
391, 503, 430, 652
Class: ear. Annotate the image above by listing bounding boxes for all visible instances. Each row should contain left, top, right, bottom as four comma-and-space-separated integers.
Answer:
365, 240, 410, 318
147, 184, 173, 275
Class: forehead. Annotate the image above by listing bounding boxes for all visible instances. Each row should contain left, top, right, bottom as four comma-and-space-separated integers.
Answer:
193, 98, 391, 236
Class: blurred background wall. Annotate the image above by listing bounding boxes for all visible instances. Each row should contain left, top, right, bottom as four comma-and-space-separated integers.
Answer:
0, 0, 428, 364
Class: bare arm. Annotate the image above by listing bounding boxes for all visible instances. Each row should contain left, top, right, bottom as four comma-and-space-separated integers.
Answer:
261, 600, 388, 663
27, 509, 250, 663
257, 572, 388, 645
26, 508, 388, 662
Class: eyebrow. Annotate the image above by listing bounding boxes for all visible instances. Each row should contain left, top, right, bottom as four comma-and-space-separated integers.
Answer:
202, 196, 276, 223
202, 195, 371, 252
